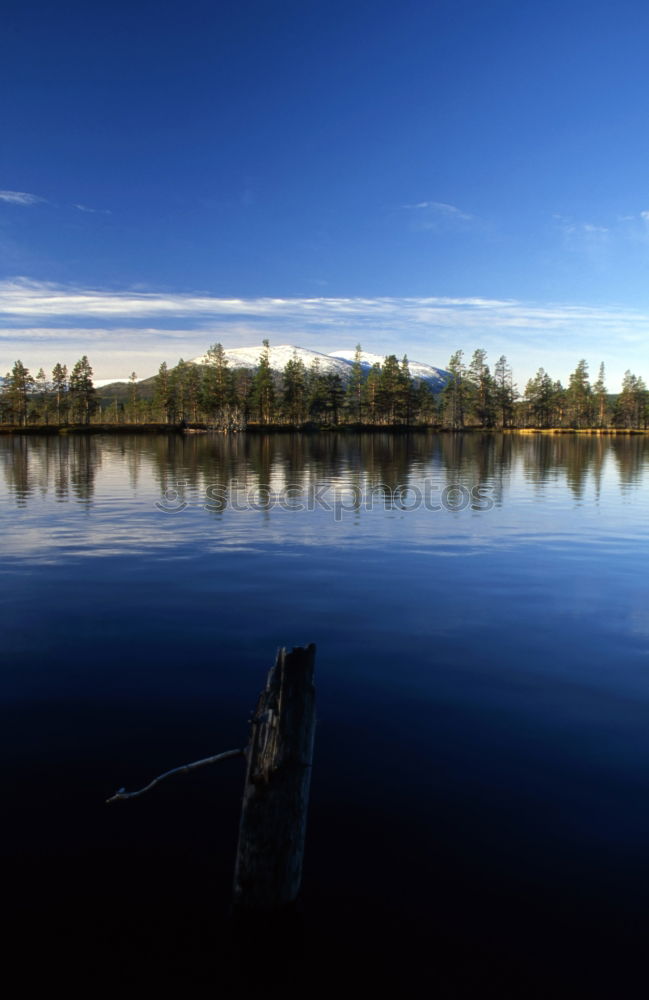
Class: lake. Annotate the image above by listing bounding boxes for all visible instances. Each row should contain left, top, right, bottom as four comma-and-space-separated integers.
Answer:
2, 431, 649, 996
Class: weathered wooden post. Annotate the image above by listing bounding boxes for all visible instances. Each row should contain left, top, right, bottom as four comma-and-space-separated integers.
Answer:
233, 643, 316, 911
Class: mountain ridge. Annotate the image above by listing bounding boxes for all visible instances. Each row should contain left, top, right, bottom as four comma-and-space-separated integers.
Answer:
96, 344, 449, 389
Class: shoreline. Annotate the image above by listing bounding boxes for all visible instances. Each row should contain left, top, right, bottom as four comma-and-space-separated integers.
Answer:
1, 423, 648, 436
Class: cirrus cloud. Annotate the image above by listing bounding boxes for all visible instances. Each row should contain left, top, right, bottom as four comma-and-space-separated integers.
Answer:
0, 190, 45, 206
0, 278, 646, 389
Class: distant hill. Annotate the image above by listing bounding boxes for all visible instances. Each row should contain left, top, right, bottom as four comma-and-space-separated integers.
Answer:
190, 344, 354, 379
95, 375, 157, 402
94, 343, 450, 398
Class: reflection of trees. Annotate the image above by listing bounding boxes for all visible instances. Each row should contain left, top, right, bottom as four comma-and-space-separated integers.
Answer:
1, 434, 100, 505
2, 431, 648, 510
1, 436, 31, 506
69, 436, 100, 503
609, 436, 649, 490
54, 438, 69, 501
516, 434, 644, 501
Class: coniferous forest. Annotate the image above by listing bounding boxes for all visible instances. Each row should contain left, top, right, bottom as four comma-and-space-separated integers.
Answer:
2, 340, 648, 430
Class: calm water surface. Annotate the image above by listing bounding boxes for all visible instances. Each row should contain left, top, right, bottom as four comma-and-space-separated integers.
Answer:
2, 432, 649, 995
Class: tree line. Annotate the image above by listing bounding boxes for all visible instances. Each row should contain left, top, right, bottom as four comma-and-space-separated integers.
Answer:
2, 342, 648, 429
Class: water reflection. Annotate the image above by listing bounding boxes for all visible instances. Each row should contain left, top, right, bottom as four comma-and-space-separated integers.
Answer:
3, 431, 649, 995
1, 434, 102, 506
3, 431, 648, 511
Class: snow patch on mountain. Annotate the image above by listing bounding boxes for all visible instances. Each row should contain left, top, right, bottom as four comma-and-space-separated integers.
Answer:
330, 350, 449, 387
190, 344, 352, 377
98, 344, 449, 387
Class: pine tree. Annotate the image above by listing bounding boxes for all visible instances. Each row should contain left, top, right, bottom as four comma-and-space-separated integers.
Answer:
414, 380, 438, 424
592, 363, 608, 428
69, 356, 96, 424
362, 363, 382, 424
201, 343, 233, 423
524, 368, 562, 427
153, 362, 172, 422
282, 353, 308, 425
345, 344, 364, 422
399, 355, 415, 424
306, 358, 327, 423
493, 355, 515, 428
378, 355, 403, 424
127, 372, 139, 423
35, 368, 50, 423
4, 360, 35, 425
323, 373, 345, 425
233, 368, 254, 422
566, 359, 592, 428
615, 371, 648, 429
186, 363, 203, 422
442, 351, 469, 429
468, 349, 496, 427
251, 340, 275, 423
51, 363, 68, 424
170, 359, 189, 422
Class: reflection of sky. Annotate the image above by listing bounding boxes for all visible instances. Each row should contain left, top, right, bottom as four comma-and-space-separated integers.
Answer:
1, 436, 649, 567
4, 432, 649, 994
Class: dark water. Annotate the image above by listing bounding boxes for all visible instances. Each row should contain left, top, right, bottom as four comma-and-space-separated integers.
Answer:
2, 432, 649, 996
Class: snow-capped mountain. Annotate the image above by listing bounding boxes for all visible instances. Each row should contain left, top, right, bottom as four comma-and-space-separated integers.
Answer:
96, 344, 449, 389
189, 344, 351, 378
329, 350, 449, 388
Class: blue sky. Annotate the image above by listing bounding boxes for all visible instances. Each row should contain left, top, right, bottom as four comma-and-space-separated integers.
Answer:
2, 0, 649, 387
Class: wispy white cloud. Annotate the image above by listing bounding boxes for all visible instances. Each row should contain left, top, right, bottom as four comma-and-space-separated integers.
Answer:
0, 190, 45, 206
73, 203, 112, 215
554, 210, 649, 249
552, 214, 611, 266
401, 200, 475, 231
553, 214, 609, 237
0, 191, 109, 213
404, 200, 474, 221
0, 279, 646, 389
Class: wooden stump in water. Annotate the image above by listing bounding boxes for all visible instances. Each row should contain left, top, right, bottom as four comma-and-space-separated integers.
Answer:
233, 643, 316, 911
